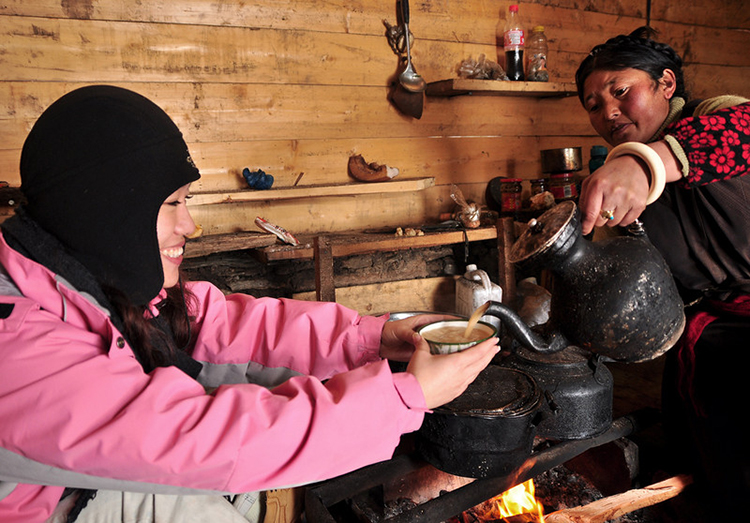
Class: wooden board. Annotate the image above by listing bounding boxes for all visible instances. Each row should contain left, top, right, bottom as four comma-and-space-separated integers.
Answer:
1, 0, 747, 247
255, 226, 498, 263
292, 276, 457, 316
426, 79, 578, 98
188, 177, 435, 205
185, 231, 277, 259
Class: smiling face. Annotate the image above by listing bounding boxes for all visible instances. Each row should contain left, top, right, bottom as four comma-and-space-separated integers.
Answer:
582, 68, 676, 146
156, 183, 195, 289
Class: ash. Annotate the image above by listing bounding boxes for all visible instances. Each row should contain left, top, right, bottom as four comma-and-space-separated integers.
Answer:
383, 496, 418, 520
534, 465, 603, 512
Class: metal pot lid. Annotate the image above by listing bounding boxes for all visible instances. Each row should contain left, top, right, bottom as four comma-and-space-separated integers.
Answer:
437, 366, 540, 418
387, 311, 443, 321
513, 344, 594, 367
509, 201, 578, 266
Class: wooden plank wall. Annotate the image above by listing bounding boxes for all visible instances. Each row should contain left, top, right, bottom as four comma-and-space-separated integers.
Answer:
1, 0, 748, 239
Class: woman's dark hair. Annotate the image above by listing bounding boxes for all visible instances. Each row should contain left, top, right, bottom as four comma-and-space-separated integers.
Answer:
105, 278, 197, 372
575, 26, 687, 104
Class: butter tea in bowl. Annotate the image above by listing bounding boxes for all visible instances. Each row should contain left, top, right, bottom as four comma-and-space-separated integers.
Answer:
418, 319, 497, 355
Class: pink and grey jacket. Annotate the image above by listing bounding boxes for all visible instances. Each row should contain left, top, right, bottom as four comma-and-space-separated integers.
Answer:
0, 232, 428, 522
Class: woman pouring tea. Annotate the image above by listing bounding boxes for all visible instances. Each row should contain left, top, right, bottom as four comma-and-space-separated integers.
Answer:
574, 27, 750, 518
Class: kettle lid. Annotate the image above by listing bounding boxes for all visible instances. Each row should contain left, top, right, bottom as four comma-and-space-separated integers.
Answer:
438, 366, 541, 418
509, 201, 578, 266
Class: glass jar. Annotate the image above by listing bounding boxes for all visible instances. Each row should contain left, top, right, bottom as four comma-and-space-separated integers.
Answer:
549, 173, 578, 202
526, 26, 549, 82
499, 178, 523, 216
529, 177, 548, 196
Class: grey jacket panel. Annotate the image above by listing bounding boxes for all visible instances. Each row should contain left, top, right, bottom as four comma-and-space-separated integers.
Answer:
197, 359, 303, 390
0, 447, 230, 499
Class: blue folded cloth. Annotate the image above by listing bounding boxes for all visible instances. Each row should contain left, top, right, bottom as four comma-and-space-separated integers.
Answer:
242, 168, 274, 190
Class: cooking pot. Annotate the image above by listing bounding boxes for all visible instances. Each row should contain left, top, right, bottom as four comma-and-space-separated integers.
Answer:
483, 201, 685, 363
540, 147, 582, 173
416, 365, 543, 478
500, 346, 613, 440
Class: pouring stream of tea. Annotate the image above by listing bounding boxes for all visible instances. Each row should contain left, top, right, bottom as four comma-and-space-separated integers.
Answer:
464, 302, 491, 339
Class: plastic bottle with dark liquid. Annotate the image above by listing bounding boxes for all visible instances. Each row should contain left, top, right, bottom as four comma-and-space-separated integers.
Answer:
503, 4, 525, 81
505, 48, 524, 81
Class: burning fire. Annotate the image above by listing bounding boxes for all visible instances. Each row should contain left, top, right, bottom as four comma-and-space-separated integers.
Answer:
465, 479, 545, 522
495, 479, 545, 521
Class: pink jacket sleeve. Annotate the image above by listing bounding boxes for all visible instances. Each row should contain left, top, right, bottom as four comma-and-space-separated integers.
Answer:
0, 278, 427, 498
187, 281, 387, 379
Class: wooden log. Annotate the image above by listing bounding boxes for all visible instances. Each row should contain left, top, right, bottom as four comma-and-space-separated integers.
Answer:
544, 474, 693, 523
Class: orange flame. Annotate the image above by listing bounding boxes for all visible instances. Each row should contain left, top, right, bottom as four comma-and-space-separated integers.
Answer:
473, 479, 545, 522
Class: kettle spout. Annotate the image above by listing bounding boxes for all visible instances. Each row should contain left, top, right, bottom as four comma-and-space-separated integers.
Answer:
484, 301, 570, 354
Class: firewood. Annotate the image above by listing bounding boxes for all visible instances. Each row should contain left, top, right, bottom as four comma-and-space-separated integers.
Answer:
544, 474, 693, 523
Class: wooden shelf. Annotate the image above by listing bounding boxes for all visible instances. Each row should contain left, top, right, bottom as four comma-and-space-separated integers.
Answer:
426, 78, 577, 98
185, 231, 278, 259
185, 224, 497, 261
184, 219, 519, 305
188, 177, 435, 206
254, 226, 499, 263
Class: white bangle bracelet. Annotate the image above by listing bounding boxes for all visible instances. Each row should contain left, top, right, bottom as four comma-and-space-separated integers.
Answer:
605, 142, 667, 205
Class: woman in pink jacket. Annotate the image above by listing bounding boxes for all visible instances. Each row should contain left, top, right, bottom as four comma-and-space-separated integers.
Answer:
0, 85, 499, 522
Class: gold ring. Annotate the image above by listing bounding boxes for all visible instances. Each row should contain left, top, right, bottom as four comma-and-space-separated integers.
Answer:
600, 209, 615, 220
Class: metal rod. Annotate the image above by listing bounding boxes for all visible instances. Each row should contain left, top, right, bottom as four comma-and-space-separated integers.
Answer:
308, 453, 424, 506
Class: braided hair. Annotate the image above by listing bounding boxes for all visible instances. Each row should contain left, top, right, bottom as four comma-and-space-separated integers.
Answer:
575, 26, 687, 105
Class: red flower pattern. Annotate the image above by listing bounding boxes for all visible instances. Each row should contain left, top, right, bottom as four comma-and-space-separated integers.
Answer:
722, 130, 741, 147
710, 148, 735, 175
731, 110, 750, 135
690, 132, 718, 149
664, 103, 750, 187
704, 115, 727, 132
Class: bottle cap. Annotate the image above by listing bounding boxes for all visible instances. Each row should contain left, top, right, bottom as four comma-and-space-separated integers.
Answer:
533, 26, 545, 32
509, 4, 519, 12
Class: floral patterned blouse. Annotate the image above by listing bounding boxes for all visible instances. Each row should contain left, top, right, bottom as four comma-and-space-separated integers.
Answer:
661, 99, 750, 186
642, 97, 750, 300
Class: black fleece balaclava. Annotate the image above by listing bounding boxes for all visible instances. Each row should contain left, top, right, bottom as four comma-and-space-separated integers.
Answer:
19, 85, 201, 305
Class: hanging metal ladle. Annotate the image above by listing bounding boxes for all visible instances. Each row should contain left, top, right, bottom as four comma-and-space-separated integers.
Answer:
398, 0, 426, 92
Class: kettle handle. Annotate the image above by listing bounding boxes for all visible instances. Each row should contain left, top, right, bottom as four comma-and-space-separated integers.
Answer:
484, 301, 570, 354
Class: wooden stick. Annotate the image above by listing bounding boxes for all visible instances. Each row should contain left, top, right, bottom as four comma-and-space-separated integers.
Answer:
544, 475, 693, 523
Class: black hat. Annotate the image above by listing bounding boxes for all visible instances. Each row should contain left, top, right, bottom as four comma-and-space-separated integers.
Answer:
20, 85, 201, 305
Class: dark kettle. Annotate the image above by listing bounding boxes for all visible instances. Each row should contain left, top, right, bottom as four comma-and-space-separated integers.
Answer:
484, 201, 685, 363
